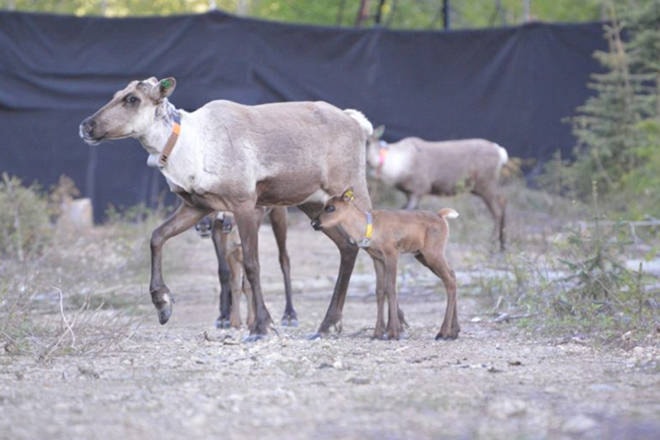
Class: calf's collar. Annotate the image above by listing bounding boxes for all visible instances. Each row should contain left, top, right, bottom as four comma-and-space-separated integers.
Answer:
358, 211, 374, 248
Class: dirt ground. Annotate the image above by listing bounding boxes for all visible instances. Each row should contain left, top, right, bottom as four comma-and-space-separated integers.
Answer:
1, 211, 658, 440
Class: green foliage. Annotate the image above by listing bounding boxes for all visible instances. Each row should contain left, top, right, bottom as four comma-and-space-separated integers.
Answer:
570, 20, 649, 196
0, 173, 54, 261
620, 119, 660, 217
526, 186, 653, 343
541, 0, 659, 217
3, 0, 606, 28
5, 0, 211, 16
547, 224, 650, 342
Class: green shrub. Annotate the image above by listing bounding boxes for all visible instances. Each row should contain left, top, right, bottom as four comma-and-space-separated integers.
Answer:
0, 173, 54, 260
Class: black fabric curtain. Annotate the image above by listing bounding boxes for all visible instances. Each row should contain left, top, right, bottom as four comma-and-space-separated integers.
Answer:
0, 11, 605, 220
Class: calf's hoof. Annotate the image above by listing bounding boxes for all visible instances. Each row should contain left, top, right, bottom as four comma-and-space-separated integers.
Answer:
435, 331, 459, 340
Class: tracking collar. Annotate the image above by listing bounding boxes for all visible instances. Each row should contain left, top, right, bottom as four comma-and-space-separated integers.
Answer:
158, 109, 181, 168
358, 211, 374, 248
376, 140, 388, 177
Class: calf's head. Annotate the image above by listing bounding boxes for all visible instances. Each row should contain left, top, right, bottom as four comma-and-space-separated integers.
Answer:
312, 189, 357, 231
79, 77, 177, 145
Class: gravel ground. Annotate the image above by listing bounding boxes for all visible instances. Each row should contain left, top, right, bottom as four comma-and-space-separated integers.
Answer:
1, 212, 658, 440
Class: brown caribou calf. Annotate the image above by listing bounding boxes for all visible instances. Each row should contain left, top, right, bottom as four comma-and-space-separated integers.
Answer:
206, 212, 255, 329
196, 207, 297, 329
312, 189, 459, 340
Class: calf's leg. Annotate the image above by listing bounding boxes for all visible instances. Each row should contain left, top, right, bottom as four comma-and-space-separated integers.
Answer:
228, 246, 245, 328
211, 216, 233, 328
416, 252, 459, 339
150, 203, 211, 324
372, 258, 387, 339
383, 256, 402, 340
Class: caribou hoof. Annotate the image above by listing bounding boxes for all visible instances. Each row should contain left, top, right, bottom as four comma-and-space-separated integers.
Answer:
435, 332, 459, 341
215, 317, 232, 329
281, 316, 299, 327
157, 304, 172, 325
152, 291, 174, 325
242, 334, 268, 343
306, 332, 322, 340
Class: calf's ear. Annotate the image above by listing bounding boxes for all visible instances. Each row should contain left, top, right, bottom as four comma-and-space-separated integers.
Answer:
342, 187, 355, 202
373, 125, 385, 139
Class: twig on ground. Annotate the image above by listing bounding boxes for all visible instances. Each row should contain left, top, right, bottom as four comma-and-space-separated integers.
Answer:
492, 312, 537, 323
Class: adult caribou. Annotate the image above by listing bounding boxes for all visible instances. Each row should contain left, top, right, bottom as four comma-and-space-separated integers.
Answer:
79, 76, 373, 338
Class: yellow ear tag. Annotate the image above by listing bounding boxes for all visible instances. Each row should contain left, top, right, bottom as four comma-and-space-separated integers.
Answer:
343, 189, 355, 201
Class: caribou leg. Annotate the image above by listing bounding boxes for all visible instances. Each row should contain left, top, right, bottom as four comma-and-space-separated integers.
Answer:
269, 207, 297, 326
150, 202, 211, 324
298, 202, 360, 337
316, 226, 359, 335
234, 204, 273, 338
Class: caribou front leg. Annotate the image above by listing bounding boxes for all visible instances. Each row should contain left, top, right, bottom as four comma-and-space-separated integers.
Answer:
150, 203, 211, 324
316, 225, 360, 335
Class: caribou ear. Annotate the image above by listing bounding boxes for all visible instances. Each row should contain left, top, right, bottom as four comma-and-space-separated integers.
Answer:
373, 125, 385, 139
158, 77, 177, 98
342, 187, 356, 202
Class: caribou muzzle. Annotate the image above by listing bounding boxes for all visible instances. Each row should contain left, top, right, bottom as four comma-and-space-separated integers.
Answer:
79, 117, 103, 145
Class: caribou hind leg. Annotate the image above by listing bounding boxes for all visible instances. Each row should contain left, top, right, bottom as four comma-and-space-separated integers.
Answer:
150, 203, 211, 324
269, 207, 297, 326
233, 204, 273, 339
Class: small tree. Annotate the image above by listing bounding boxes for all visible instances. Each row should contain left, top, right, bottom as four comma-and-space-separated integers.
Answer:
561, 1, 659, 211
620, 0, 660, 217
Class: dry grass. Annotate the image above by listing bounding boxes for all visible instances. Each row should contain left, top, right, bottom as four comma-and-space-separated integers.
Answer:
1, 177, 658, 362
0, 215, 158, 361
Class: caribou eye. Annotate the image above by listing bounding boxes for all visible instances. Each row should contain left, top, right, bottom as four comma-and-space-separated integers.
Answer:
124, 94, 140, 105
324, 205, 335, 213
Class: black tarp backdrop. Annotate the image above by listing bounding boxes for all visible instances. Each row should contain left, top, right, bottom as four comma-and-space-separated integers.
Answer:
0, 10, 606, 221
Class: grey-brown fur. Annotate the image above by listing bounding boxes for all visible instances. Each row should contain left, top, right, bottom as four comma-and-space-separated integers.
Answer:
313, 189, 459, 340
367, 127, 508, 250
79, 76, 372, 337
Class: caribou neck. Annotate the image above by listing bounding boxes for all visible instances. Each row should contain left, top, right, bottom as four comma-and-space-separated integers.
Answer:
139, 101, 180, 157
366, 140, 388, 169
